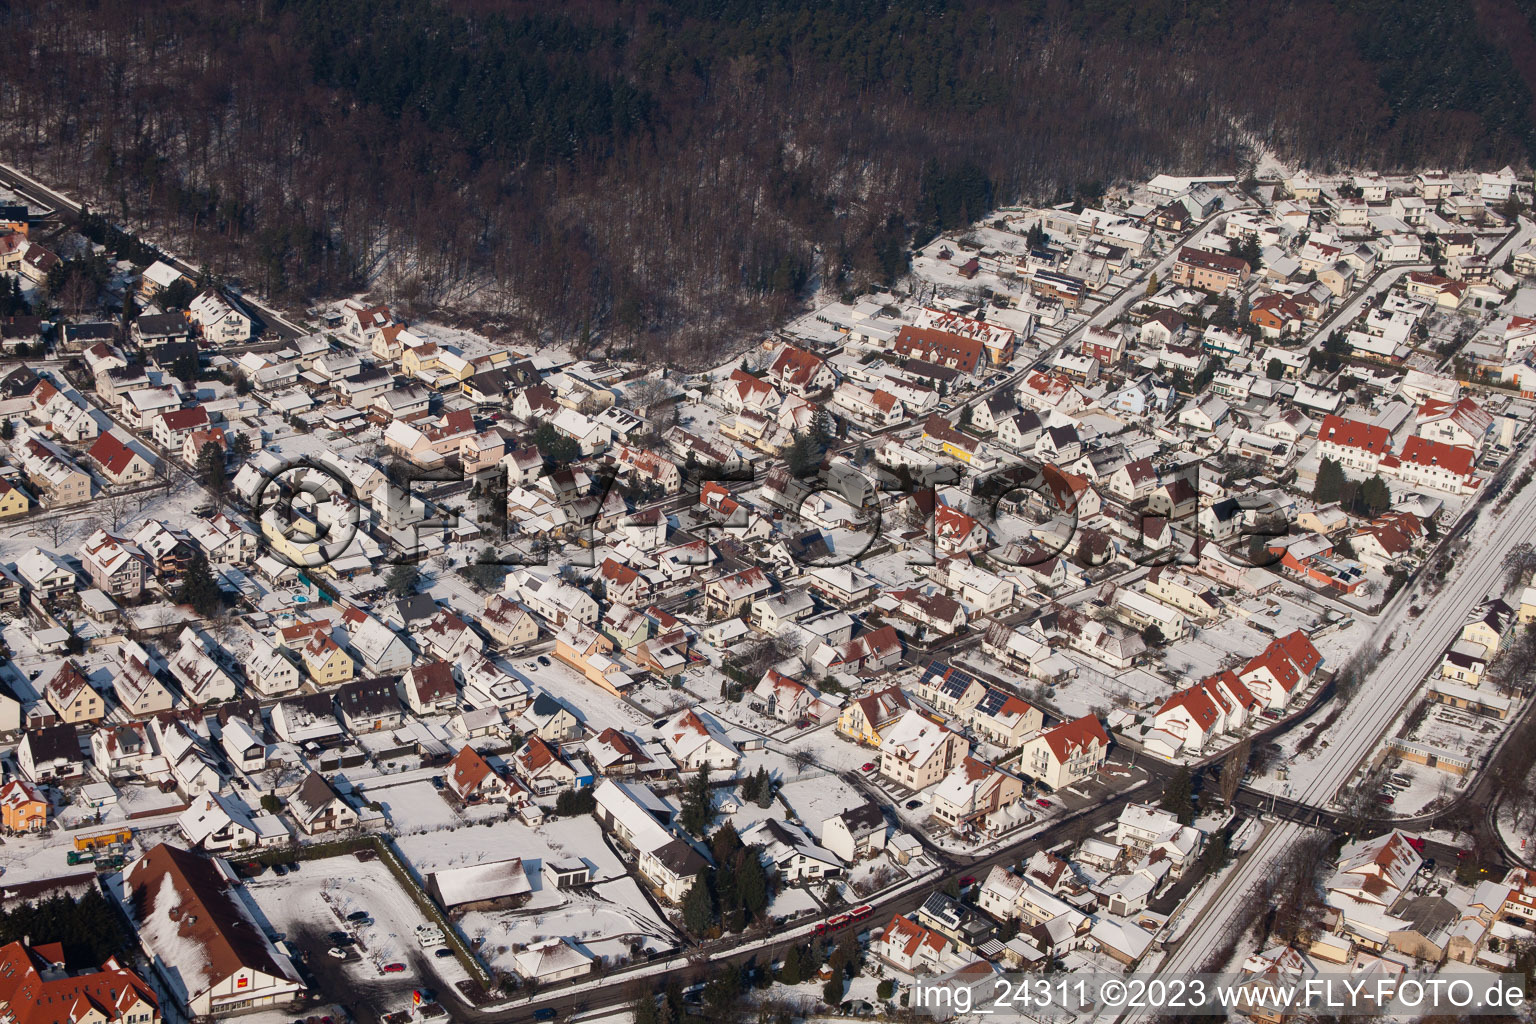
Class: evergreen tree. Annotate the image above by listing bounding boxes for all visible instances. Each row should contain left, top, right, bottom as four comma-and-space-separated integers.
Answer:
177, 551, 223, 616
1160, 764, 1194, 824
779, 945, 803, 986
197, 441, 227, 497
834, 930, 860, 976
1313, 457, 1347, 504
385, 563, 420, 596
1355, 474, 1391, 516
741, 770, 761, 802
633, 995, 658, 1024
680, 762, 711, 835
823, 975, 845, 1006
711, 822, 742, 863
754, 767, 774, 808
681, 872, 715, 935
1266, 357, 1284, 380
1145, 272, 1159, 296
738, 844, 769, 920
0, 419, 12, 440
704, 965, 741, 1010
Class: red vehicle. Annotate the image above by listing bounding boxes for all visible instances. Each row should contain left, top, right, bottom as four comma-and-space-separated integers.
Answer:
1035, 798, 1052, 809
383, 963, 406, 974
813, 904, 875, 936
959, 876, 976, 889
859, 762, 875, 773
1405, 836, 1426, 852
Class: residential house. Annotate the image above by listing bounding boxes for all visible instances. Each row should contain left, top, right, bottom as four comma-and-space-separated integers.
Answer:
1018, 715, 1110, 790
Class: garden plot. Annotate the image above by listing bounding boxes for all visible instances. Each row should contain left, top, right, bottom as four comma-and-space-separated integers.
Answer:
355, 776, 463, 833
458, 876, 676, 973
776, 773, 871, 827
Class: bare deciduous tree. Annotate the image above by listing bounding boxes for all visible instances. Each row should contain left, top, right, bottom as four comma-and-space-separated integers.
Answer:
1219, 736, 1252, 808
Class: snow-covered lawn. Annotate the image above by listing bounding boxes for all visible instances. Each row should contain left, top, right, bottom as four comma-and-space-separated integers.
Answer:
776, 774, 870, 828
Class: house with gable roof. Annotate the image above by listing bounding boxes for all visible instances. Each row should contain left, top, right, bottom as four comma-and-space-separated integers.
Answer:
0, 940, 160, 1024
659, 707, 740, 772
872, 914, 955, 974
44, 661, 105, 725
400, 660, 458, 715
1237, 630, 1321, 711
124, 842, 306, 1015
445, 744, 513, 803
1149, 671, 1259, 753
1018, 715, 1110, 790
929, 757, 1025, 829
286, 771, 357, 835
878, 709, 967, 790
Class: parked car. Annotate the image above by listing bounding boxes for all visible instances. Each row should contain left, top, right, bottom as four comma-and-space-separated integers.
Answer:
383, 963, 406, 974
537, 655, 551, 666
347, 911, 371, 922
434, 947, 454, 958
273, 863, 288, 876
431, 776, 446, 790
533, 1011, 557, 1022
327, 947, 348, 960
327, 932, 350, 945
859, 762, 875, 773
1035, 798, 1053, 809
904, 799, 922, 810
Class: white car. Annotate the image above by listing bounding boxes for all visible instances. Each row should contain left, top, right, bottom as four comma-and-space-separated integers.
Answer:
327, 947, 349, 960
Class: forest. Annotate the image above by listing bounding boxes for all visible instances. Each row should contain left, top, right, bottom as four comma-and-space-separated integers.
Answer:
0, 0, 1532, 362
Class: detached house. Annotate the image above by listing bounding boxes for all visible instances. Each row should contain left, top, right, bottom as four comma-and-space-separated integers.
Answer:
766, 344, 835, 395
1019, 715, 1110, 791
446, 743, 513, 803
80, 529, 148, 600
878, 709, 968, 791
44, 661, 105, 725
287, 771, 357, 835
301, 634, 355, 688
400, 660, 458, 715
114, 641, 177, 717
87, 432, 156, 487
660, 707, 740, 772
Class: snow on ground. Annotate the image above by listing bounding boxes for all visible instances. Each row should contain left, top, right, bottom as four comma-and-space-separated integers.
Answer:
459, 875, 676, 972
395, 815, 627, 885
776, 772, 871, 827
506, 652, 655, 736
243, 854, 431, 980
764, 885, 819, 921
356, 776, 462, 832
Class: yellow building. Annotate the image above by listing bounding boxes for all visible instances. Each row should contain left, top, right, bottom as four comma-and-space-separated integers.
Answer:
553, 628, 630, 698
836, 686, 911, 747
0, 477, 30, 518
401, 342, 442, 376
44, 662, 105, 725
302, 636, 355, 687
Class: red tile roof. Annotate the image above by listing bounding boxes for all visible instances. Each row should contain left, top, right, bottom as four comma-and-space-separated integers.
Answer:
1317, 415, 1392, 453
